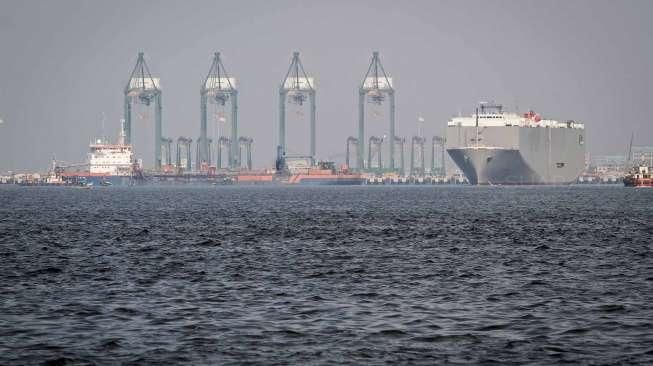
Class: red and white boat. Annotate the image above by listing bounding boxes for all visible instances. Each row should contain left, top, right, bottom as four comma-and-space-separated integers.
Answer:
624, 165, 653, 187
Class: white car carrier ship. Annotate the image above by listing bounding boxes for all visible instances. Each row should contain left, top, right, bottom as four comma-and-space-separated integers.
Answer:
446, 102, 586, 185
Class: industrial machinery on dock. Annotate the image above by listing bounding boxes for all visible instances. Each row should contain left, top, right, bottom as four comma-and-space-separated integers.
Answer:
33, 51, 473, 186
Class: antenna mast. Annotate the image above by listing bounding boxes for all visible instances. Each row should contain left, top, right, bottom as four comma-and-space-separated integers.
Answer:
475, 107, 479, 148
626, 132, 634, 166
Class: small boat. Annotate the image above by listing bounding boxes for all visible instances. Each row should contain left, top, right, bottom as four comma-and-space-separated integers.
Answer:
624, 165, 652, 187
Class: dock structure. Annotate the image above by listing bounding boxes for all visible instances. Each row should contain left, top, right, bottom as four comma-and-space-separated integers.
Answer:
113, 51, 470, 183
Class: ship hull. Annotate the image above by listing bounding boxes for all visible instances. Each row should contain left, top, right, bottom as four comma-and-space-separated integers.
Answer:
296, 177, 366, 185
62, 174, 132, 186
448, 147, 550, 185
624, 180, 653, 187
288, 174, 366, 185
623, 177, 653, 187
447, 125, 585, 185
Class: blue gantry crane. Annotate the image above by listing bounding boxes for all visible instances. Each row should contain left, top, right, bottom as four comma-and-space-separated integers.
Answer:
200, 52, 238, 170
278, 52, 316, 165
124, 52, 162, 170
358, 51, 396, 172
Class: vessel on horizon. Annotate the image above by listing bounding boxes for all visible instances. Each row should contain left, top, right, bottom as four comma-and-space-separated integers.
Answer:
623, 165, 652, 187
286, 161, 366, 185
446, 102, 586, 185
60, 120, 134, 186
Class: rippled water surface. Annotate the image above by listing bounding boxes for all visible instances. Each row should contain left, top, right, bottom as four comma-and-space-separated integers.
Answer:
1, 185, 652, 365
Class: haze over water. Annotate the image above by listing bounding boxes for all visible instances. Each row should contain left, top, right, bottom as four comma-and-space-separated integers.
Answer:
1, 185, 652, 364
1, 0, 652, 171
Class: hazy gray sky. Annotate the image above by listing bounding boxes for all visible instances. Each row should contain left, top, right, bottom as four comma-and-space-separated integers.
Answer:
0, 0, 651, 171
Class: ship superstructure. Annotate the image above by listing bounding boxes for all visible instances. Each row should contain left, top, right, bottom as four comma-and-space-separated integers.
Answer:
89, 145, 132, 176
59, 120, 134, 186
88, 120, 133, 177
446, 102, 585, 185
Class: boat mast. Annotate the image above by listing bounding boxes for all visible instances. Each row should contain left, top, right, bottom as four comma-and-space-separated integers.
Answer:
626, 132, 634, 166
475, 107, 479, 149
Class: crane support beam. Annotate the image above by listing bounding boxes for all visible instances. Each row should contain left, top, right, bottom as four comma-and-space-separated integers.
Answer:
357, 91, 365, 170
230, 90, 239, 168
389, 91, 396, 171
175, 137, 193, 172
410, 136, 426, 177
161, 137, 172, 167
200, 94, 207, 166
279, 90, 286, 158
216, 136, 231, 169
155, 93, 162, 170
395, 136, 405, 175
431, 136, 446, 177
346, 136, 359, 169
238, 136, 254, 170
368, 136, 384, 172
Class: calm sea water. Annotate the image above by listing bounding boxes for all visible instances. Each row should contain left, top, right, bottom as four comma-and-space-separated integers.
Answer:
1, 185, 652, 365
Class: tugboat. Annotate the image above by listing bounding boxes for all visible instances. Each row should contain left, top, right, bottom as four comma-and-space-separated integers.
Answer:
624, 165, 653, 187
